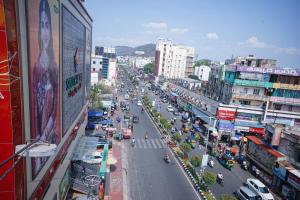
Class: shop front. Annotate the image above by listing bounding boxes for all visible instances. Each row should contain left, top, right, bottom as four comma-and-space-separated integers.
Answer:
216, 120, 234, 142
234, 121, 265, 137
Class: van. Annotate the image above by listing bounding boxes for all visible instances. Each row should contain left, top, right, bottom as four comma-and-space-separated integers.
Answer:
236, 186, 261, 200
246, 178, 274, 200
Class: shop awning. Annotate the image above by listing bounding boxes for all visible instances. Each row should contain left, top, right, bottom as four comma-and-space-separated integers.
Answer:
88, 111, 104, 117
99, 119, 113, 125
234, 121, 264, 128
192, 124, 204, 132
231, 135, 242, 141
170, 92, 179, 97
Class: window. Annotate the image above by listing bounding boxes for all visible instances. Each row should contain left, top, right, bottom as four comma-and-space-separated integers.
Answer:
100, 61, 102, 64
240, 100, 251, 105
243, 87, 249, 94
274, 104, 282, 110
93, 68, 95, 71
93, 61, 96, 64
288, 105, 293, 111
253, 89, 260, 95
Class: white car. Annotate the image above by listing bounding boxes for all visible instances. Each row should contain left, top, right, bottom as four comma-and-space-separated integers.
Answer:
82, 152, 102, 164
167, 106, 174, 112
246, 178, 274, 200
137, 100, 142, 106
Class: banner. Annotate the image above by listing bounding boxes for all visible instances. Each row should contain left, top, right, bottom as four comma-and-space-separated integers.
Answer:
27, 0, 60, 178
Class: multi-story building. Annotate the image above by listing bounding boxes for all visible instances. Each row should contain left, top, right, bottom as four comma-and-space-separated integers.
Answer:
129, 56, 152, 69
154, 39, 195, 79
92, 47, 117, 86
194, 65, 211, 81
0, 0, 92, 199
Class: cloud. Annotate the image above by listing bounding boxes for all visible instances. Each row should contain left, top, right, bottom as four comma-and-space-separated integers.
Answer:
241, 36, 271, 48
142, 22, 168, 29
170, 28, 189, 34
278, 47, 300, 56
94, 36, 141, 46
206, 33, 219, 40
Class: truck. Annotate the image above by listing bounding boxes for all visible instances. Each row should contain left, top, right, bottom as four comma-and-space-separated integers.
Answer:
122, 128, 132, 139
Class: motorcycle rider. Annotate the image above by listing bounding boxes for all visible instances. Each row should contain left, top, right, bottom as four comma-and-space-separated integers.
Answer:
217, 173, 224, 183
145, 132, 148, 140
131, 137, 135, 146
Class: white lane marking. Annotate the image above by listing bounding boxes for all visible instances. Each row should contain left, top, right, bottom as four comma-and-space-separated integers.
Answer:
155, 138, 163, 148
141, 139, 147, 149
137, 139, 142, 149
145, 140, 152, 148
151, 139, 157, 149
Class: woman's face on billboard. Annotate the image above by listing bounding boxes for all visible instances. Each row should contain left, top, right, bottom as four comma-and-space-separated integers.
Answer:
40, 10, 50, 50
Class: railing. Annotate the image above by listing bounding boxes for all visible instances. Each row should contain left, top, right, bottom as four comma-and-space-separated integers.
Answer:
233, 79, 273, 88
272, 83, 300, 90
232, 93, 269, 101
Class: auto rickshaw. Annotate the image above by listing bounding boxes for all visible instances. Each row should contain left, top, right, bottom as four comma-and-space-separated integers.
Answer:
181, 123, 190, 133
217, 153, 235, 170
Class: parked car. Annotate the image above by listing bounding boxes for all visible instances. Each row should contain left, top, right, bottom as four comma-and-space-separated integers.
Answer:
133, 115, 139, 123
82, 151, 102, 164
235, 186, 261, 200
167, 105, 174, 112
246, 178, 274, 200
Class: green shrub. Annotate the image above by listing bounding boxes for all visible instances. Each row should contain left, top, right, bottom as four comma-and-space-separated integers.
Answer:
190, 155, 202, 167
172, 133, 182, 143
220, 194, 237, 200
203, 171, 216, 186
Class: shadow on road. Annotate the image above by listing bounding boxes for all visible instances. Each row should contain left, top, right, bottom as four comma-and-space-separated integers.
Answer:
110, 164, 117, 172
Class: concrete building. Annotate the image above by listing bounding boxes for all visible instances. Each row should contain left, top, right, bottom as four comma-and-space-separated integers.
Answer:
129, 56, 152, 69
194, 65, 211, 81
154, 39, 195, 79
0, 0, 92, 199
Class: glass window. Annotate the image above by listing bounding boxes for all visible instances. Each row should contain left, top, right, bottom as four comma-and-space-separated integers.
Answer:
259, 187, 269, 193
253, 89, 260, 95
93, 61, 96, 64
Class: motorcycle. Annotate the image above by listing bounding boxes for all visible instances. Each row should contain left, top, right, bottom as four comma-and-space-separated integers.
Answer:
217, 173, 224, 185
242, 161, 248, 171
164, 155, 170, 163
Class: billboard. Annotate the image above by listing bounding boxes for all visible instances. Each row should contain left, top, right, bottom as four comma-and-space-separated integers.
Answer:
27, 0, 60, 178
62, 6, 85, 134
217, 109, 236, 120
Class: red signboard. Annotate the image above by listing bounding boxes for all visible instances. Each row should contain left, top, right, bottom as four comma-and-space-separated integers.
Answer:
217, 110, 236, 120
249, 127, 265, 136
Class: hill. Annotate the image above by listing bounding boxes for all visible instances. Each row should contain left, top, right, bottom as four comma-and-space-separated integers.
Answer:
115, 43, 155, 57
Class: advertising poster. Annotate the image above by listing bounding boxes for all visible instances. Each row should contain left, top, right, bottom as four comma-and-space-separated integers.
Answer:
62, 6, 85, 134
27, 0, 60, 178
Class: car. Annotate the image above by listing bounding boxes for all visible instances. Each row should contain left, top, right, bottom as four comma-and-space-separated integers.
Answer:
162, 98, 168, 103
246, 178, 274, 200
82, 151, 102, 164
137, 100, 142, 106
124, 94, 129, 100
173, 110, 180, 116
133, 115, 139, 123
97, 138, 112, 149
167, 105, 174, 112
235, 186, 261, 200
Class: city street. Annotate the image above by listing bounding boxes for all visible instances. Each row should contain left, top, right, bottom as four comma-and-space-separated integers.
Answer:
118, 84, 200, 200
142, 81, 255, 198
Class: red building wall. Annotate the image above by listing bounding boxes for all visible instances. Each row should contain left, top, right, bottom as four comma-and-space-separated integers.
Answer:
0, 0, 25, 199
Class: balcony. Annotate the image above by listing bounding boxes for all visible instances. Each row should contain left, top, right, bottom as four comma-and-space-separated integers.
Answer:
272, 83, 300, 90
270, 96, 300, 105
233, 79, 273, 88
232, 93, 269, 101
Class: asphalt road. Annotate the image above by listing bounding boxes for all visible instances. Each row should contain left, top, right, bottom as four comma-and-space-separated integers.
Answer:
142, 82, 255, 198
118, 76, 200, 200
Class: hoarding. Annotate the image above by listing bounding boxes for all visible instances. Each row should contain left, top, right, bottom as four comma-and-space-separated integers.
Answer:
27, 0, 60, 178
237, 65, 300, 76
217, 109, 236, 120
62, 6, 85, 134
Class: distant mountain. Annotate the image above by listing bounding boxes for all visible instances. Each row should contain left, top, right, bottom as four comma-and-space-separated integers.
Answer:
115, 44, 155, 57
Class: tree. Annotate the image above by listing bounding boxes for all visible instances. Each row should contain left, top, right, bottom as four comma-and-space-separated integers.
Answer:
188, 75, 199, 80
180, 142, 192, 158
203, 171, 216, 186
190, 155, 202, 167
172, 133, 182, 143
90, 85, 103, 109
220, 194, 237, 200
143, 63, 155, 74
194, 59, 211, 67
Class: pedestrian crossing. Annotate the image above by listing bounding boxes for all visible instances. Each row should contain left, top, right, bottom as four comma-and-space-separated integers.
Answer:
131, 138, 166, 149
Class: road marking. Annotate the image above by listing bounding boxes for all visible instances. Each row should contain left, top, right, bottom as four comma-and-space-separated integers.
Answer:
141, 139, 147, 148
137, 139, 142, 148
145, 140, 152, 148
154, 138, 163, 148
151, 139, 157, 148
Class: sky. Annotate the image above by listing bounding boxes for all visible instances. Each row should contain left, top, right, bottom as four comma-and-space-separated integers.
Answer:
84, 0, 300, 67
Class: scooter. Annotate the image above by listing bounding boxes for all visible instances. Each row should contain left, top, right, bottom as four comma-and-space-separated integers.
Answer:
164, 155, 170, 163
241, 161, 248, 171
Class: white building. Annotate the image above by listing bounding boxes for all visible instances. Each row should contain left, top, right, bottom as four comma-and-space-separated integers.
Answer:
91, 54, 103, 72
194, 65, 211, 81
129, 56, 152, 69
154, 39, 195, 79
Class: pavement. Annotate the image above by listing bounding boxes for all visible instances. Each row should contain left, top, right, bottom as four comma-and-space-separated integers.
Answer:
109, 141, 123, 200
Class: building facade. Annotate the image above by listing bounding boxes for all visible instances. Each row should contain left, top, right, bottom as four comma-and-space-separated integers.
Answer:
194, 65, 211, 81
0, 0, 92, 199
154, 39, 195, 79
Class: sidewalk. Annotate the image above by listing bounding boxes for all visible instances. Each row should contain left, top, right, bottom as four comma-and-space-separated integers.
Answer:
108, 142, 123, 200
